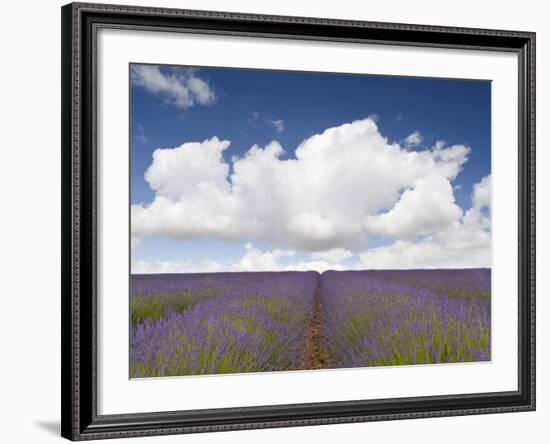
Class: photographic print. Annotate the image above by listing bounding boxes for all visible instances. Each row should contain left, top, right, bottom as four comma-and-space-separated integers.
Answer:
129, 64, 491, 378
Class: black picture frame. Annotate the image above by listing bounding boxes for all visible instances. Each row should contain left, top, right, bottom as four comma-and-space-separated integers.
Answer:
61, 2, 536, 440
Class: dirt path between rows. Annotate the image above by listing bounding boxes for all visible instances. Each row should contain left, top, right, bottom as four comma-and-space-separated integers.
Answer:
296, 288, 338, 370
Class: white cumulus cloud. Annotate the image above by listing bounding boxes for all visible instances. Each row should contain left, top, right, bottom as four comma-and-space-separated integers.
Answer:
132, 243, 342, 274
464, 174, 491, 229
131, 65, 216, 109
404, 131, 423, 147
358, 237, 489, 269
359, 175, 491, 269
132, 118, 472, 254
134, 171, 491, 272
237, 243, 295, 272
269, 119, 285, 132
363, 173, 463, 240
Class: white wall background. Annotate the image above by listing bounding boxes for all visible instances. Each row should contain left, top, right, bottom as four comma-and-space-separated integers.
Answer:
0, 0, 546, 442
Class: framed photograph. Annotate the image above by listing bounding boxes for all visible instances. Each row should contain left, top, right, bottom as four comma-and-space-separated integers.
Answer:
61, 2, 536, 440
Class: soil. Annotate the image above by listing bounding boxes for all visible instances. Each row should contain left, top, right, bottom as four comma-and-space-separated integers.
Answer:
296, 288, 338, 370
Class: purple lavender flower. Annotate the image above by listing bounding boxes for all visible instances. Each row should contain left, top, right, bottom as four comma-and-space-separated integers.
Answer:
130, 268, 490, 377
319, 269, 491, 368
130, 271, 318, 377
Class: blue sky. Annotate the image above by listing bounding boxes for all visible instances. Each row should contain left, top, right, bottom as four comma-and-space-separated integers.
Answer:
130, 64, 491, 273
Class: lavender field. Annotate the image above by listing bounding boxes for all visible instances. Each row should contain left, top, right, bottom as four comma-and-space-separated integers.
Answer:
130, 269, 490, 378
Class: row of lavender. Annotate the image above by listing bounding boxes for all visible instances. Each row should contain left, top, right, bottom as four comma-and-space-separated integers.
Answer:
130, 269, 490, 378
320, 269, 491, 367
130, 272, 318, 377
